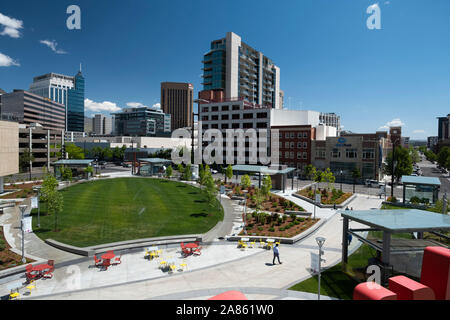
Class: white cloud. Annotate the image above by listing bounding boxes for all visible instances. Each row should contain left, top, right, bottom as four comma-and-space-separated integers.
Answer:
0, 12, 23, 38
85, 99, 121, 113
384, 1, 391, 5
0, 52, 20, 67
378, 118, 405, 130
126, 102, 161, 110
413, 130, 426, 134
39, 40, 67, 54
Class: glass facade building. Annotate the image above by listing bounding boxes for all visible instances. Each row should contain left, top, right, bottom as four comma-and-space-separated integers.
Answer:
67, 72, 85, 132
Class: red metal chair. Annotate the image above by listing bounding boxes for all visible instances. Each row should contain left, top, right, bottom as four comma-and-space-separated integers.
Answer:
112, 255, 122, 265
193, 246, 203, 256
93, 255, 103, 267
25, 264, 38, 282
101, 259, 111, 271
181, 247, 191, 257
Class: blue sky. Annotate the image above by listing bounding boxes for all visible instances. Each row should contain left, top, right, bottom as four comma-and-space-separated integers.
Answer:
0, 0, 449, 139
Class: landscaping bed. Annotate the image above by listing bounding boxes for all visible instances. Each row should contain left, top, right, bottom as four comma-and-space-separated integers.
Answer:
297, 186, 353, 205
226, 183, 305, 214
0, 182, 41, 199
239, 211, 319, 238
0, 227, 33, 271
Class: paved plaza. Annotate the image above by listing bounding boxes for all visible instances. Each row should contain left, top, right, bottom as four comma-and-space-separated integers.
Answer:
0, 173, 384, 300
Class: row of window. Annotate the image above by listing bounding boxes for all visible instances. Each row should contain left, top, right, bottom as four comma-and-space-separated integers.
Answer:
282, 151, 308, 160
278, 132, 310, 139
202, 122, 268, 130
330, 148, 375, 159
282, 142, 308, 149
202, 105, 241, 112
202, 112, 268, 121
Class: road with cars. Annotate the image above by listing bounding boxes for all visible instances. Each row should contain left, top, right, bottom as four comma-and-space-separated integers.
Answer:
417, 157, 450, 198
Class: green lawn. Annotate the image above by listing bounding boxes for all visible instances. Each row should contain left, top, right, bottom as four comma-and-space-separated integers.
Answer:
32, 178, 224, 247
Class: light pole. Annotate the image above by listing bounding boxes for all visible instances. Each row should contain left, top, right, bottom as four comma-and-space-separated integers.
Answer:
32, 185, 42, 228
316, 236, 326, 300
19, 204, 28, 264
340, 170, 343, 191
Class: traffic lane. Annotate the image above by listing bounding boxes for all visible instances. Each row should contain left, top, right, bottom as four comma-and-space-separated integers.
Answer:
418, 161, 450, 198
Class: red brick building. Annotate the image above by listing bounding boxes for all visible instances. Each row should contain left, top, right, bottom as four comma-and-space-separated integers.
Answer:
271, 125, 315, 172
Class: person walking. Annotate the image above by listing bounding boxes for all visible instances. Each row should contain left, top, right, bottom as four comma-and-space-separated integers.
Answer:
273, 243, 282, 265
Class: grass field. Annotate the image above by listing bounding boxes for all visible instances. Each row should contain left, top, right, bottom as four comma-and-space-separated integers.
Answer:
32, 178, 224, 247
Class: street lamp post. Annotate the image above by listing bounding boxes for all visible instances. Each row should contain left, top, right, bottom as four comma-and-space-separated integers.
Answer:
340, 170, 343, 191
19, 204, 28, 264
316, 236, 326, 300
32, 186, 42, 228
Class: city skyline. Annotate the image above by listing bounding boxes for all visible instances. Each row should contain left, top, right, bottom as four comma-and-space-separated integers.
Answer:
1, 0, 450, 139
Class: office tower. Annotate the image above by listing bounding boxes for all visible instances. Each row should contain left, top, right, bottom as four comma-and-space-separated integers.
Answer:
93, 114, 113, 135
161, 82, 193, 131
0, 90, 65, 131
319, 112, 341, 134
113, 106, 171, 137
200, 32, 281, 109
29, 69, 85, 132
84, 116, 93, 134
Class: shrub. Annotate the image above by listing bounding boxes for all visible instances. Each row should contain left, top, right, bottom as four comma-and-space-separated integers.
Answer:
246, 226, 252, 230
290, 213, 296, 221
275, 208, 280, 212
277, 217, 283, 225
294, 220, 300, 225
421, 198, 430, 204
269, 227, 275, 232
279, 227, 285, 231
387, 196, 398, 203
297, 217, 305, 222
410, 196, 421, 204
258, 227, 263, 231
282, 215, 287, 222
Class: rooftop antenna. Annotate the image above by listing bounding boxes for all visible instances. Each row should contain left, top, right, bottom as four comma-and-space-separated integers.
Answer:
79, 63, 82, 73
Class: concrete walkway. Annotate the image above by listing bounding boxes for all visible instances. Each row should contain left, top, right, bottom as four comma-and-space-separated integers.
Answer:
5, 194, 381, 300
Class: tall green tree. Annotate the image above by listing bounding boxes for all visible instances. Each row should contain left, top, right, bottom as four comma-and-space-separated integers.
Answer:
240, 174, 251, 190
351, 167, 361, 193
314, 169, 324, 189
47, 189, 63, 232
65, 143, 85, 159
409, 147, 420, 164
225, 164, 233, 184
323, 168, 335, 191
19, 148, 34, 179
165, 165, 173, 179
61, 167, 73, 182
261, 175, 272, 198
383, 146, 413, 183
183, 164, 192, 181
437, 147, 450, 169
40, 174, 58, 202
303, 164, 316, 181
204, 172, 218, 207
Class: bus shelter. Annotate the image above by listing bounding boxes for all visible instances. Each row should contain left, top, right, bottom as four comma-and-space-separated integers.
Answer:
51, 159, 94, 180
401, 175, 441, 205
231, 164, 296, 192
137, 158, 172, 176
341, 209, 450, 283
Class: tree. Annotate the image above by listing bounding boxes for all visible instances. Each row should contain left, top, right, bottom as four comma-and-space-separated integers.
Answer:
47, 189, 63, 232
261, 175, 272, 198
61, 167, 73, 182
40, 174, 59, 203
165, 165, 173, 179
322, 168, 335, 191
351, 167, 361, 193
253, 187, 265, 212
241, 174, 251, 190
303, 164, 316, 181
314, 169, 324, 189
84, 166, 94, 179
383, 146, 413, 183
225, 164, 233, 184
198, 164, 205, 185
19, 148, 34, 179
437, 147, 450, 169
177, 163, 184, 173
409, 147, 420, 164
183, 164, 192, 181
65, 143, 85, 159
204, 173, 218, 207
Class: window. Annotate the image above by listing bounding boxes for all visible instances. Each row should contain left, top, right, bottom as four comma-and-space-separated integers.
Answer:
290, 133, 295, 139
221, 123, 229, 129
257, 112, 267, 119
285, 142, 290, 149
202, 124, 209, 130
303, 152, 308, 159
221, 114, 229, 120
202, 116, 209, 121
285, 151, 290, 158
297, 142, 302, 148
232, 123, 240, 129
256, 122, 267, 128
331, 148, 341, 158
211, 115, 219, 120
232, 114, 240, 120
303, 132, 308, 138
285, 133, 290, 139
211, 106, 219, 112
297, 152, 302, 159
363, 148, 375, 159
316, 148, 326, 158
243, 122, 253, 128
290, 152, 294, 159
290, 142, 294, 149
211, 124, 219, 129
346, 148, 357, 158
297, 132, 302, 139
202, 107, 209, 113
221, 105, 229, 111
243, 113, 253, 119
303, 142, 308, 149
232, 104, 240, 110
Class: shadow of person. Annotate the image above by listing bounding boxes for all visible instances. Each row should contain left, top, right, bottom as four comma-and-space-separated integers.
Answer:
265, 263, 275, 267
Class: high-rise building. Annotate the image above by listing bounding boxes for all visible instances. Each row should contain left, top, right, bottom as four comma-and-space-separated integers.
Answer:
161, 82, 193, 131
113, 106, 171, 137
0, 90, 65, 131
200, 32, 281, 109
93, 114, 113, 135
319, 112, 341, 134
436, 114, 450, 152
29, 69, 85, 132
84, 116, 93, 134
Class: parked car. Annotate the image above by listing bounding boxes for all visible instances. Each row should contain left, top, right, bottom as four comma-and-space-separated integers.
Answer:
365, 179, 384, 188
211, 169, 218, 174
